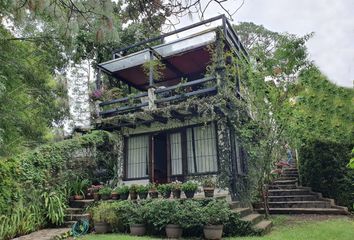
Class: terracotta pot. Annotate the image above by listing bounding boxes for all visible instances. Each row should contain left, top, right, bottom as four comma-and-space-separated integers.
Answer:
130, 191, 138, 200
120, 193, 129, 200
138, 192, 148, 200
94, 221, 111, 234
203, 225, 223, 240
74, 195, 84, 200
166, 224, 183, 239
184, 190, 195, 199
149, 191, 158, 199
93, 192, 100, 201
111, 192, 120, 200
100, 194, 110, 200
162, 190, 171, 199
173, 189, 181, 198
130, 224, 146, 236
203, 188, 215, 198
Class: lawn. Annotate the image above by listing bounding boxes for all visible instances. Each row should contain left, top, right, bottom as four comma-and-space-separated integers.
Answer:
79, 216, 354, 240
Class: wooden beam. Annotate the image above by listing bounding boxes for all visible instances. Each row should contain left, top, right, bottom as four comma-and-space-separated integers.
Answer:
170, 109, 186, 122
152, 113, 168, 124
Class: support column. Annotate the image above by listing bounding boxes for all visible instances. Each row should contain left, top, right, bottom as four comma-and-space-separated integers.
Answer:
149, 50, 154, 87
147, 87, 156, 110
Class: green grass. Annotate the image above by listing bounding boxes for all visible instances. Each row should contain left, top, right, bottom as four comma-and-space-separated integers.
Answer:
80, 217, 354, 240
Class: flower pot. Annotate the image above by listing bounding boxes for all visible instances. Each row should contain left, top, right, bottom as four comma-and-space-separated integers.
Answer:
162, 190, 171, 199
130, 224, 146, 236
203, 188, 215, 198
100, 194, 111, 200
184, 190, 195, 199
130, 191, 138, 200
138, 192, 148, 200
149, 191, 158, 199
166, 224, 183, 239
93, 192, 100, 201
120, 193, 129, 200
172, 189, 181, 198
74, 195, 84, 200
111, 193, 120, 200
94, 221, 111, 234
203, 225, 223, 240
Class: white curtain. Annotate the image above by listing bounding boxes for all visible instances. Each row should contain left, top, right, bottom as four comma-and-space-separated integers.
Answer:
170, 133, 182, 175
127, 135, 149, 179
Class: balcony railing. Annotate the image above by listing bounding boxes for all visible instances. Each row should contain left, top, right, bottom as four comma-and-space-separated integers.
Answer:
99, 76, 217, 118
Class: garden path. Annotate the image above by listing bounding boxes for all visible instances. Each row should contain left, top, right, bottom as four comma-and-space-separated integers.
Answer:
12, 228, 70, 240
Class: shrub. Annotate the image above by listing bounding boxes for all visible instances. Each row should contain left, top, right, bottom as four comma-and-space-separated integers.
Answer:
98, 187, 112, 196
223, 212, 255, 236
116, 186, 130, 195
298, 140, 354, 210
129, 184, 138, 193
136, 185, 149, 194
181, 181, 198, 192
201, 199, 230, 225
157, 184, 172, 197
202, 177, 216, 188
92, 202, 118, 224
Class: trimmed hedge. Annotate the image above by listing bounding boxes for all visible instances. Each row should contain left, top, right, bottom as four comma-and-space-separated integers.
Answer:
298, 140, 354, 210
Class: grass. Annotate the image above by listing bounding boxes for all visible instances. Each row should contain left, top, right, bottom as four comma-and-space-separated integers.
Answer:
79, 216, 354, 240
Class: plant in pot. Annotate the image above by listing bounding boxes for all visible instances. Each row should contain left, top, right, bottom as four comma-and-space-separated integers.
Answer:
157, 183, 172, 198
98, 187, 112, 200
181, 181, 199, 199
125, 202, 147, 236
202, 177, 216, 198
92, 202, 117, 233
201, 200, 230, 240
129, 184, 138, 200
148, 183, 158, 199
117, 185, 130, 200
136, 185, 149, 199
111, 188, 120, 200
171, 180, 182, 198
72, 178, 90, 200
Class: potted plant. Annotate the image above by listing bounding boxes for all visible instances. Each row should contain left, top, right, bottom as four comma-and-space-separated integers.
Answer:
136, 185, 149, 199
201, 200, 230, 240
148, 183, 158, 199
111, 188, 120, 200
72, 178, 90, 200
171, 180, 182, 198
157, 183, 172, 198
181, 181, 198, 199
202, 177, 216, 198
98, 186, 112, 200
126, 202, 147, 236
92, 202, 117, 233
129, 184, 138, 200
117, 185, 130, 200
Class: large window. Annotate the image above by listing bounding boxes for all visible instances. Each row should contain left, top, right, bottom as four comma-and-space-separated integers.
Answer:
170, 133, 183, 175
126, 135, 149, 179
186, 124, 218, 174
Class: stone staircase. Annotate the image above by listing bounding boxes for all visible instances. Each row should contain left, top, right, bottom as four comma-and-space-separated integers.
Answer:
63, 199, 93, 228
229, 201, 272, 235
257, 166, 349, 215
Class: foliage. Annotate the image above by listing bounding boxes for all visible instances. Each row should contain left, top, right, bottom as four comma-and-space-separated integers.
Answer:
170, 180, 182, 190
200, 200, 230, 225
142, 59, 166, 82
157, 184, 172, 196
223, 212, 254, 237
181, 181, 199, 192
298, 140, 354, 210
72, 178, 91, 196
92, 201, 118, 224
123, 201, 147, 225
136, 185, 149, 194
202, 177, 216, 188
99, 187, 112, 197
129, 184, 138, 193
41, 190, 67, 225
116, 186, 130, 195
348, 148, 354, 169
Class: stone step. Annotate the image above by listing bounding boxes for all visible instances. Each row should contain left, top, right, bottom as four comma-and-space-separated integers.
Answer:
66, 207, 84, 214
281, 172, 298, 176
241, 213, 264, 225
268, 201, 331, 208
257, 207, 349, 215
253, 220, 272, 235
69, 199, 94, 208
268, 195, 319, 202
273, 179, 297, 185
231, 208, 252, 218
269, 184, 297, 190
229, 201, 242, 209
65, 213, 91, 221
268, 188, 311, 196
63, 220, 77, 228
277, 177, 298, 181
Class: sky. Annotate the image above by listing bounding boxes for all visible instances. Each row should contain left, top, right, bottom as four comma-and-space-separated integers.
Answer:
172, 0, 354, 88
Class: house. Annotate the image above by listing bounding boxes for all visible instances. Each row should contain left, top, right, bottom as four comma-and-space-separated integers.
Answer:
94, 15, 249, 200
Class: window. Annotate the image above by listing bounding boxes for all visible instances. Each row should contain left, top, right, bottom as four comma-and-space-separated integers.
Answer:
170, 133, 182, 175
186, 124, 218, 173
126, 135, 149, 179
232, 132, 245, 175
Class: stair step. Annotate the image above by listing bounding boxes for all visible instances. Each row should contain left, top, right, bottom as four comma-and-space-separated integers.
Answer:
66, 207, 84, 214
257, 207, 349, 215
269, 184, 297, 190
229, 201, 241, 209
253, 220, 272, 235
268, 195, 319, 202
232, 208, 252, 218
241, 213, 264, 225
269, 189, 310, 196
63, 220, 77, 228
273, 179, 297, 185
65, 213, 90, 221
268, 201, 331, 208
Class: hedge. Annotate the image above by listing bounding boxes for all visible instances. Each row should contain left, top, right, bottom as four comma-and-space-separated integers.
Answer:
298, 140, 354, 210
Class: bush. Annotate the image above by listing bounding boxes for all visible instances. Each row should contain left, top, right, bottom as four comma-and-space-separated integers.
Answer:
136, 185, 149, 194
299, 140, 354, 210
181, 181, 198, 192
116, 186, 130, 195
98, 187, 112, 196
201, 199, 230, 225
157, 184, 172, 198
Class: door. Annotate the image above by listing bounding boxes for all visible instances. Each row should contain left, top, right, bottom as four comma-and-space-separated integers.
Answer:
153, 133, 168, 183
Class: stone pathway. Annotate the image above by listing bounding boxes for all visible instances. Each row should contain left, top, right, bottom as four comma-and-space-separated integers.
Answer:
12, 228, 70, 240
